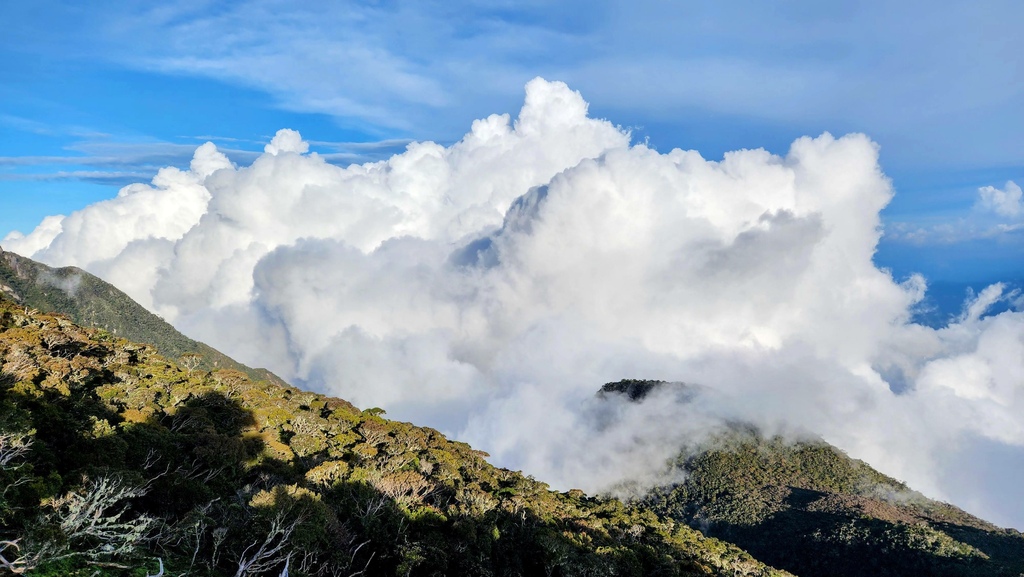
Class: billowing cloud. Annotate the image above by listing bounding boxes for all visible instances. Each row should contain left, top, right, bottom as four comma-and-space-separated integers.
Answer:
5, 79, 1024, 528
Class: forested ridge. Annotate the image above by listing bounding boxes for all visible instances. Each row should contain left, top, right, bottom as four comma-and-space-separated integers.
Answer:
0, 298, 788, 576
0, 247, 283, 386
600, 381, 1024, 577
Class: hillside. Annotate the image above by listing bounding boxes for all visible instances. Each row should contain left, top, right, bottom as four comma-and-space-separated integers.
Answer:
0, 246, 284, 386
600, 380, 1024, 577
0, 297, 791, 576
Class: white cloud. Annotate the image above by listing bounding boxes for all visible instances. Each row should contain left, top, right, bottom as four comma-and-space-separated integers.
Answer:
5, 78, 1024, 528
978, 180, 1023, 218
2, 215, 65, 257
263, 129, 309, 156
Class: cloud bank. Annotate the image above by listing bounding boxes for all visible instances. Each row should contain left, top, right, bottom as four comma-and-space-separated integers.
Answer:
6, 79, 1024, 528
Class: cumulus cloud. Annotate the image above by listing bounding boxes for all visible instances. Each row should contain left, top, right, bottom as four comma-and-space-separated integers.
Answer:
977, 180, 1023, 218
3, 215, 65, 257
5, 78, 1024, 528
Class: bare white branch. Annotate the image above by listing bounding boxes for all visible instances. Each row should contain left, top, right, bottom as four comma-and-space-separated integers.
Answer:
232, 512, 302, 577
145, 557, 164, 577
0, 539, 28, 574
0, 432, 32, 469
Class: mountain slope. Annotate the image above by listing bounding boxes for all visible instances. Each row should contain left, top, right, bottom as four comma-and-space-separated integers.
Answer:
0, 246, 284, 386
0, 297, 791, 576
600, 380, 1024, 577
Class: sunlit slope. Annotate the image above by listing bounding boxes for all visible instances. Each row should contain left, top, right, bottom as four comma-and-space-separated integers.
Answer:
0, 298, 790, 576
0, 246, 284, 386
601, 381, 1024, 577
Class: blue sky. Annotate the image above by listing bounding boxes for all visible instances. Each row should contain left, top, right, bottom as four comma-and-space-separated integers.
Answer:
2, 0, 1022, 285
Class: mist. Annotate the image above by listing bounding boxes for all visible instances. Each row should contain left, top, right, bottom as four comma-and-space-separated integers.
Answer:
5, 79, 1023, 528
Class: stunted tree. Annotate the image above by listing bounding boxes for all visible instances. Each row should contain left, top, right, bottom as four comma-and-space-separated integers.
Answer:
0, 430, 32, 502
48, 476, 157, 558
5, 475, 158, 572
180, 352, 203, 377
0, 431, 34, 574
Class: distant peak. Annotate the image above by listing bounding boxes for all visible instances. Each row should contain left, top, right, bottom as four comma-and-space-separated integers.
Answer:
597, 379, 691, 402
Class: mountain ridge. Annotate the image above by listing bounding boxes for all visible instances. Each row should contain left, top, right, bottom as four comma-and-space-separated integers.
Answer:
0, 246, 286, 387
599, 380, 1024, 577
0, 294, 791, 576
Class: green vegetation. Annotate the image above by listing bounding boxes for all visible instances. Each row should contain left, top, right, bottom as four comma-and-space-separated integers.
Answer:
600, 381, 1024, 577
0, 300, 790, 576
0, 247, 284, 386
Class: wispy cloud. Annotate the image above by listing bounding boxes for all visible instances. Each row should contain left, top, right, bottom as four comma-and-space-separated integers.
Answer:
0, 170, 153, 186
0, 131, 416, 186
50, 0, 1014, 166
0, 115, 114, 140
307, 138, 414, 151
8, 1, 1022, 177
116, 3, 452, 132
0, 142, 198, 168
185, 135, 263, 144
0, 114, 58, 136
